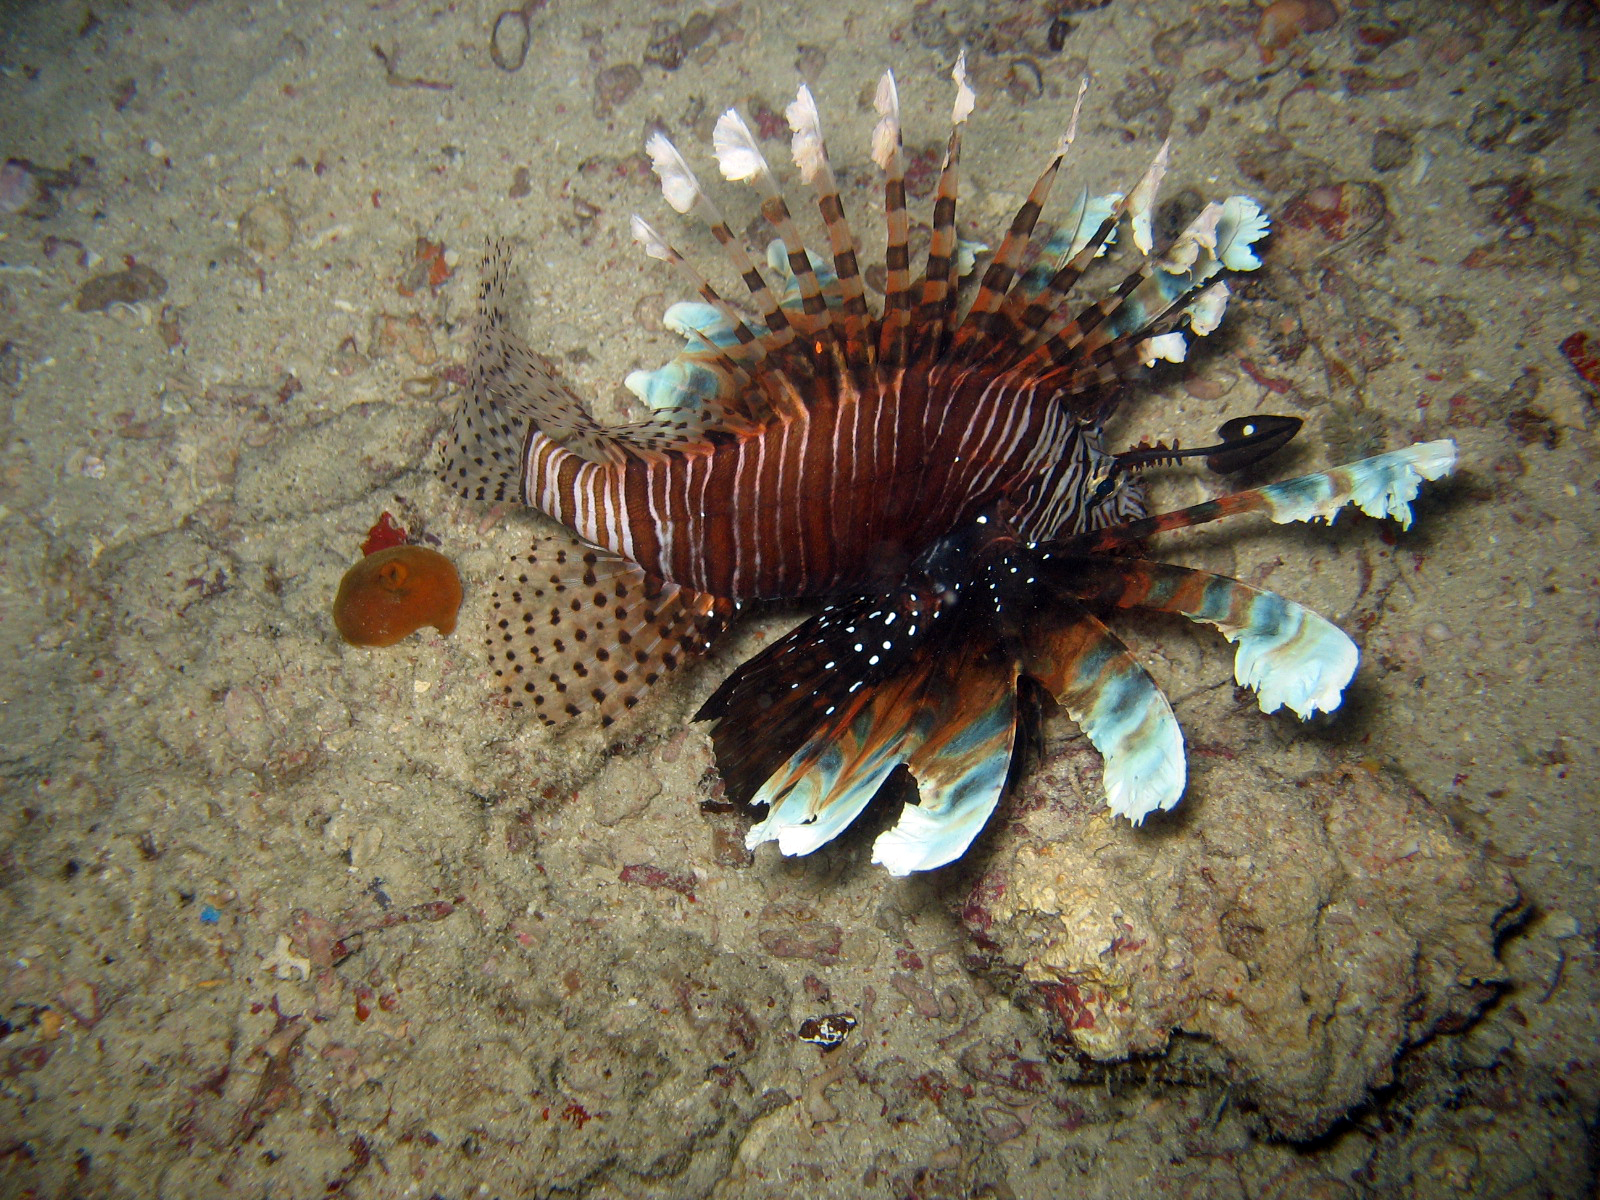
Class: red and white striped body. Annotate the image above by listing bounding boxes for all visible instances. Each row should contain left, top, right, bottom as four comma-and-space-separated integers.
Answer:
520, 361, 1124, 601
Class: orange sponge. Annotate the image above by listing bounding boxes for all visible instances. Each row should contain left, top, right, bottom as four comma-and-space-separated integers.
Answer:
333, 545, 462, 647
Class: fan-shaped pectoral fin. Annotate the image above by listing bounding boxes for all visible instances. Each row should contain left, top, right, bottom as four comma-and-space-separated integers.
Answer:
1058, 558, 1359, 720
1022, 598, 1186, 823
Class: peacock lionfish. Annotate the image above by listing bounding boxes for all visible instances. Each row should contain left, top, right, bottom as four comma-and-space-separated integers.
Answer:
441, 59, 1455, 876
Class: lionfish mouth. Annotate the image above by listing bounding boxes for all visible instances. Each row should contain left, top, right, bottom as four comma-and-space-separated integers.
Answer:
441, 56, 1457, 876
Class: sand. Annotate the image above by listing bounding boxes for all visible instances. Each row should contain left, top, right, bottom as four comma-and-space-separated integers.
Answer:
0, 0, 1595, 1195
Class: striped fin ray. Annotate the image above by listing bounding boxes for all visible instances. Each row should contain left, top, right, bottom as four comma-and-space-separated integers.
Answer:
629, 215, 765, 374
872, 70, 913, 369
1054, 557, 1358, 719
1014, 192, 1268, 392
870, 641, 1020, 875
910, 52, 976, 356
1064, 440, 1460, 556
787, 84, 873, 376
1057, 196, 1269, 372
996, 192, 1118, 352
713, 108, 834, 343
644, 131, 798, 356
952, 78, 1088, 358
622, 218, 787, 426
488, 537, 737, 727
993, 142, 1166, 368
1020, 597, 1185, 823
1001, 188, 1116, 335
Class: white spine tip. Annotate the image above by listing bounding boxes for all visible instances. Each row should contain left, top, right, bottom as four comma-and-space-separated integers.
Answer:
712, 109, 768, 183
874, 69, 899, 117
1064, 77, 1088, 146
629, 214, 673, 262
644, 132, 702, 215
872, 71, 902, 170
1152, 138, 1172, 172
951, 51, 975, 125
786, 84, 826, 183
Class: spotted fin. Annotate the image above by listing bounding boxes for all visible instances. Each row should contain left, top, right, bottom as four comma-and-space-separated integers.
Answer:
697, 586, 947, 808
489, 537, 736, 727
448, 240, 631, 476
1021, 597, 1185, 823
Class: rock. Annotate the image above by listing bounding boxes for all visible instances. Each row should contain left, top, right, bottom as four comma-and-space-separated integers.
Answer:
1276, 182, 1391, 268
1370, 128, 1415, 173
591, 759, 662, 827
239, 196, 295, 257
960, 745, 1522, 1140
75, 263, 168, 311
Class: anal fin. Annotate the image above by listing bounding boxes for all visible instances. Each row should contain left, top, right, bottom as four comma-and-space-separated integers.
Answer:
488, 535, 737, 727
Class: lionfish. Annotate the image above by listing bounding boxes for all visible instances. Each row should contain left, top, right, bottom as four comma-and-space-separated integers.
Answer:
441, 60, 1455, 875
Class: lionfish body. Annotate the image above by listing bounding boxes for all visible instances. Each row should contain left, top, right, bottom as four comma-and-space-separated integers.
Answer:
443, 62, 1456, 875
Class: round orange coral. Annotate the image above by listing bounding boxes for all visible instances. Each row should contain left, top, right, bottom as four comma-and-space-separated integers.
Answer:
333, 545, 463, 647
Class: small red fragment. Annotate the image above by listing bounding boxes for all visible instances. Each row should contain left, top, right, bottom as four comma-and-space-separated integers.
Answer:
1256, 0, 1339, 64
1036, 980, 1099, 1031
362, 511, 409, 556
1238, 357, 1295, 395
1560, 331, 1600, 392
397, 236, 452, 296
618, 863, 697, 898
1356, 24, 1405, 50
560, 1102, 594, 1129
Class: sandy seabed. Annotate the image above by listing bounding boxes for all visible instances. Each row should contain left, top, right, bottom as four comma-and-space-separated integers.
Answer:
1, 0, 1596, 1196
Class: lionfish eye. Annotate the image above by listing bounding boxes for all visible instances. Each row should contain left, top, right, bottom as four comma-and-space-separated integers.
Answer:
1112, 415, 1304, 481
1205, 414, 1302, 473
